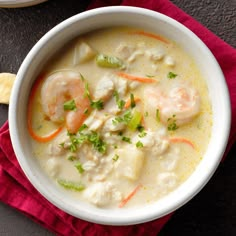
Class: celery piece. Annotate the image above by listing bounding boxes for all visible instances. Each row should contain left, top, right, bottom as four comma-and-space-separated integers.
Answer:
96, 54, 124, 68
127, 110, 142, 131
57, 179, 85, 191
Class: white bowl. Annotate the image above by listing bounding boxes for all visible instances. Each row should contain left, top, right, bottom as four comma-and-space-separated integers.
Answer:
9, 6, 231, 225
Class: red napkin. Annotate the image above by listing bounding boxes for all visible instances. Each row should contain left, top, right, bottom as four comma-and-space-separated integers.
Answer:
0, 0, 235, 235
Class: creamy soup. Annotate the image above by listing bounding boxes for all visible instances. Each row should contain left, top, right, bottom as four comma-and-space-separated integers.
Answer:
28, 26, 212, 208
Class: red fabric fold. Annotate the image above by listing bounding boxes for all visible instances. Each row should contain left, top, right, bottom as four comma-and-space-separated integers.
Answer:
0, 0, 235, 235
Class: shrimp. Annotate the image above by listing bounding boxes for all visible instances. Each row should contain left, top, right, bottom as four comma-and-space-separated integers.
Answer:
41, 71, 90, 133
145, 83, 200, 125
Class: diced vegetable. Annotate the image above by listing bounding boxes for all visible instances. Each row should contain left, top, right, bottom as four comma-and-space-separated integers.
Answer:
127, 110, 142, 131
115, 148, 144, 181
57, 179, 85, 191
74, 41, 96, 65
96, 54, 124, 68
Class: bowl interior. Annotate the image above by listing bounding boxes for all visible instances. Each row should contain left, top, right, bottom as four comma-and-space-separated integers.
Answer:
9, 6, 231, 225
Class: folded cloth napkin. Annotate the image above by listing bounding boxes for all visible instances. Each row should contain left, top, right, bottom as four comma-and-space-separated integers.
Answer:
0, 0, 235, 235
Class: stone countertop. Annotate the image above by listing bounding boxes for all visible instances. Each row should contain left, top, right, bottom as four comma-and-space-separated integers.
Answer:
0, 0, 235, 235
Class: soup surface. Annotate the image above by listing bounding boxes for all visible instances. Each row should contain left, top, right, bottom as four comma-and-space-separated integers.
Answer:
28, 26, 212, 208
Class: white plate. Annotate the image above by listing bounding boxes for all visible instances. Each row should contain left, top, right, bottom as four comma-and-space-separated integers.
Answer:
0, 0, 47, 8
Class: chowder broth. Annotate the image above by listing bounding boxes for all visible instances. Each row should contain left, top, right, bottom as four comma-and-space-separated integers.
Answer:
29, 26, 212, 208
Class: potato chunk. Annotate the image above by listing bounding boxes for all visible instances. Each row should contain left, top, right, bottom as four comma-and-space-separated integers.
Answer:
74, 41, 96, 64
115, 147, 144, 180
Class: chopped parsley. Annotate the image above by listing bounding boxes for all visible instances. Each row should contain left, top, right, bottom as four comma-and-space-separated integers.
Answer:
59, 142, 65, 148
156, 109, 160, 122
167, 115, 179, 131
112, 116, 124, 125
113, 90, 125, 110
84, 80, 104, 110
63, 99, 77, 111
90, 99, 104, 110
167, 71, 177, 79
74, 161, 85, 174
136, 141, 144, 148
122, 136, 132, 143
136, 124, 145, 132
130, 93, 136, 108
112, 154, 119, 161
112, 110, 132, 126
66, 130, 107, 154
78, 124, 88, 132
87, 131, 107, 154
83, 108, 89, 115
67, 155, 76, 161
138, 130, 147, 138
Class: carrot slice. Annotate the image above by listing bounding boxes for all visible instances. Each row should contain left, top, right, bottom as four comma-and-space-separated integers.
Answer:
117, 72, 157, 83
27, 74, 62, 142
119, 184, 142, 208
130, 31, 169, 44
169, 137, 195, 149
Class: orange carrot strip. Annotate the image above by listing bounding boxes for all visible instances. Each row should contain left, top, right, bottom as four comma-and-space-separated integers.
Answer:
124, 97, 141, 109
169, 137, 195, 149
27, 74, 62, 143
119, 184, 142, 208
28, 125, 63, 143
130, 31, 169, 44
117, 72, 157, 83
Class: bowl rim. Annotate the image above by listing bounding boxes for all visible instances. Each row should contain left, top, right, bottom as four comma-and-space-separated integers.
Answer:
9, 6, 231, 225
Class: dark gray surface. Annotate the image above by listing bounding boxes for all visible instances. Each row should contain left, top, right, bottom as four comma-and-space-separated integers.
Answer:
0, 0, 235, 235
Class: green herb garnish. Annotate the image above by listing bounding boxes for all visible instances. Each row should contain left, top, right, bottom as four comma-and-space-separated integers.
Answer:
74, 161, 85, 174
78, 124, 88, 132
87, 131, 107, 154
90, 100, 104, 110
136, 141, 144, 148
122, 136, 131, 143
167, 114, 179, 131
63, 99, 77, 111
67, 156, 76, 161
130, 93, 136, 108
167, 72, 177, 79
84, 80, 104, 110
156, 109, 160, 122
138, 130, 147, 138
113, 90, 125, 110
83, 108, 89, 115
112, 154, 119, 161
